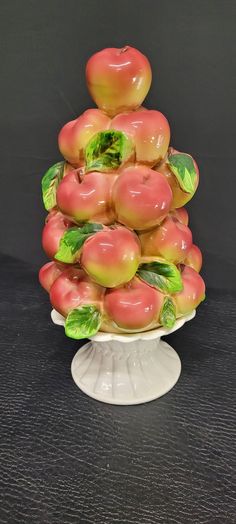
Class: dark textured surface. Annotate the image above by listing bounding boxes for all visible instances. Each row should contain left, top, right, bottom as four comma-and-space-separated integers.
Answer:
0, 254, 235, 523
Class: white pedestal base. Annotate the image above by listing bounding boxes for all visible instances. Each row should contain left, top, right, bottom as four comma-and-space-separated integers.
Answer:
71, 338, 181, 405
51, 309, 196, 405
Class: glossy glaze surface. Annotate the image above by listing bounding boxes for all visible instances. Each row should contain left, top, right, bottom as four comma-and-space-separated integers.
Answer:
39, 261, 65, 292
139, 216, 193, 263
42, 211, 72, 259
112, 109, 170, 165
157, 148, 199, 208
39, 45, 205, 338
50, 267, 104, 317
86, 46, 152, 116
81, 227, 141, 288
113, 165, 172, 230
56, 170, 116, 224
58, 109, 111, 166
104, 277, 164, 330
170, 207, 189, 225
173, 266, 205, 315
184, 244, 203, 273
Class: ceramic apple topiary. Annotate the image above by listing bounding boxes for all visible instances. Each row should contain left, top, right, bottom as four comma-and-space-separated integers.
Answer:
39, 46, 205, 340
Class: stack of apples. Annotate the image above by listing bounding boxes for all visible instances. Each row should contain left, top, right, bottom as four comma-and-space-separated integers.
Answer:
39, 46, 205, 339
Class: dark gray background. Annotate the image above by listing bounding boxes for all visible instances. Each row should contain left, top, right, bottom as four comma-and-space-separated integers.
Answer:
0, 0, 236, 288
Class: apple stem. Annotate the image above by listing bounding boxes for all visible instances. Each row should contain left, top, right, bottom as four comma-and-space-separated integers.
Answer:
119, 46, 129, 54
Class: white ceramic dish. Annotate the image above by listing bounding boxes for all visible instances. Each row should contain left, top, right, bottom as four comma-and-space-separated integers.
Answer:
51, 309, 196, 405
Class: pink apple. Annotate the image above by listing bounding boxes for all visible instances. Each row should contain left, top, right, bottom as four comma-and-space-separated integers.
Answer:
80, 227, 141, 288
170, 207, 189, 226
104, 276, 164, 331
86, 46, 152, 116
112, 109, 170, 166
56, 170, 116, 224
157, 147, 199, 208
139, 216, 192, 263
39, 261, 65, 292
173, 265, 205, 315
50, 267, 104, 317
112, 165, 172, 230
42, 211, 73, 259
184, 244, 203, 273
58, 109, 111, 167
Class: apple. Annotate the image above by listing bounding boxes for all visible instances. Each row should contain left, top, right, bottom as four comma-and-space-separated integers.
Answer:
39, 261, 65, 292
184, 244, 202, 273
170, 207, 189, 225
56, 170, 116, 224
156, 147, 199, 208
58, 109, 111, 167
86, 46, 152, 116
42, 211, 73, 259
50, 267, 104, 317
139, 216, 192, 263
173, 265, 205, 315
111, 109, 170, 166
112, 165, 172, 230
80, 227, 141, 287
104, 276, 164, 331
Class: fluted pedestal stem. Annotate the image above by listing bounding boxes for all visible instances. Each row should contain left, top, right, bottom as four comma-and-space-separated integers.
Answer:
51, 308, 196, 405
71, 337, 181, 405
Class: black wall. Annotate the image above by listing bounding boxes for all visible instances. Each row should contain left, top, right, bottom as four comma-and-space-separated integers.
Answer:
0, 0, 235, 289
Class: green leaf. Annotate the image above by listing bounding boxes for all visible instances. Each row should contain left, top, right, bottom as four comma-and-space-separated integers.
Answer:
160, 297, 176, 329
41, 161, 65, 210
55, 223, 103, 263
168, 153, 197, 194
65, 305, 102, 340
137, 260, 183, 294
85, 130, 133, 172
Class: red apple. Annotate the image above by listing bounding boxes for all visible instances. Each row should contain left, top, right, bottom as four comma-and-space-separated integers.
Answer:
80, 227, 141, 288
42, 211, 73, 259
170, 207, 189, 226
39, 261, 65, 292
173, 265, 205, 315
50, 267, 104, 317
157, 147, 199, 208
184, 244, 203, 273
56, 170, 116, 224
112, 165, 172, 230
86, 46, 152, 116
112, 109, 170, 166
104, 277, 164, 331
58, 109, 111, 167
139, 216, 192, 263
